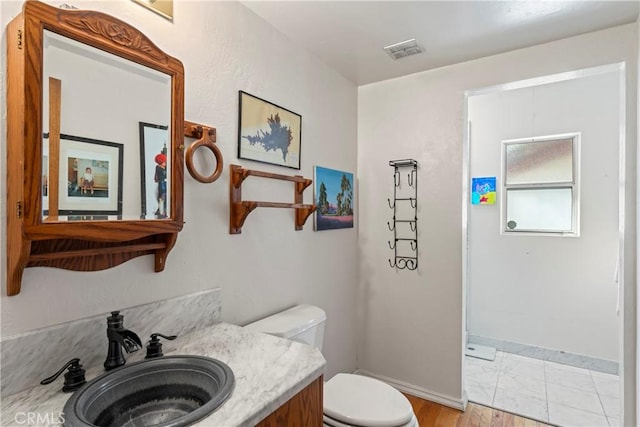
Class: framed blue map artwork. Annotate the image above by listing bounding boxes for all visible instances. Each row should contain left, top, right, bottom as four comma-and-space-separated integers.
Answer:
238, 91, 301, 169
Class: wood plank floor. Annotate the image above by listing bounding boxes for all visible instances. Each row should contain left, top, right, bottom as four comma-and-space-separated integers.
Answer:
404, 394, 554, 427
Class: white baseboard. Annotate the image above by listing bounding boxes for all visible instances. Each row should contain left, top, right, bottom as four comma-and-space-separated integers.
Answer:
354, 369, 467, 411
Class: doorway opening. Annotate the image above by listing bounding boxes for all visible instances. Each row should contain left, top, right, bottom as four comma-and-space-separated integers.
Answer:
462, 63, 625, 427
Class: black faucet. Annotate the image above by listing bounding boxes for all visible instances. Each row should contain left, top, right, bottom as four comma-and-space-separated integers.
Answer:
104, 311, 142, 371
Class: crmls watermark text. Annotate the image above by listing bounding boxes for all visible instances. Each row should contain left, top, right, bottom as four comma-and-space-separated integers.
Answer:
14, 412, 65, 425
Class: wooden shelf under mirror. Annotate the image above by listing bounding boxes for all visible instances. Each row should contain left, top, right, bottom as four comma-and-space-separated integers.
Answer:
6, 0, 185, 296
229, 165, 316, 234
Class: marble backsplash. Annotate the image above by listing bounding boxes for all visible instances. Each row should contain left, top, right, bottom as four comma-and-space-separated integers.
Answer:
1, 289, 222, 397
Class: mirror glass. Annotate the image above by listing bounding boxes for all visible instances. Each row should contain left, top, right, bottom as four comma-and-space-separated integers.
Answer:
42, 30, 172, 222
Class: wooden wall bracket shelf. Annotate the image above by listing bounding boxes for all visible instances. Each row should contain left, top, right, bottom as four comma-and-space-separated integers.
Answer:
229, 164, 317, 234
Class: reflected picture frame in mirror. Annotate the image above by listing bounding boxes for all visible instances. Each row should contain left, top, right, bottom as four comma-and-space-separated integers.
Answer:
43, 133, 124, 217
139, 122, 171, 220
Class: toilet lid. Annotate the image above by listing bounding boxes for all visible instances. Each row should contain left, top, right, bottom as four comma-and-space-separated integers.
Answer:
324, 374, 413, 427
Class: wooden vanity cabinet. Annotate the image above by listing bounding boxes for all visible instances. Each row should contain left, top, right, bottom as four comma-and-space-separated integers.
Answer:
256, 376, 323, 427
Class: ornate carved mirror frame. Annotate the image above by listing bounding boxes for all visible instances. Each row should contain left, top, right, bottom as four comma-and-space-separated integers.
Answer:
6, 0, 185, 296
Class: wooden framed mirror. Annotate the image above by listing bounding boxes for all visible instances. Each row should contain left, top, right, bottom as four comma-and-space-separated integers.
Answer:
6, 0, 185, 295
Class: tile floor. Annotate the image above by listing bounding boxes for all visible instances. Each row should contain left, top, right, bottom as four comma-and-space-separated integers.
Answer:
465, 351, 620, 426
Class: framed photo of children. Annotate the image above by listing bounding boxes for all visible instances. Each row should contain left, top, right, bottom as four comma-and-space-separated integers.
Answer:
139, 122, 170, 219
238, 91, 302, 169
58, 134, 124, 216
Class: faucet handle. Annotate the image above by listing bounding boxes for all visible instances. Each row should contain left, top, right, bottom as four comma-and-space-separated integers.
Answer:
41, 358, 86, 393
145, 333, 178, 359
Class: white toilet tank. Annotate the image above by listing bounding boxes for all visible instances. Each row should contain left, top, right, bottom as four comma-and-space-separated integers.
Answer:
244, 304, 326, 351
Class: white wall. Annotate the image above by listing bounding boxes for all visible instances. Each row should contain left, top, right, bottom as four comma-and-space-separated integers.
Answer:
0, 0, 358, 380
468, 70, 621, 362
358, 23, 636, 422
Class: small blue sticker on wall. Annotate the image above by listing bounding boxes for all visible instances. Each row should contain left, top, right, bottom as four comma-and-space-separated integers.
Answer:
471, 177, 496, 205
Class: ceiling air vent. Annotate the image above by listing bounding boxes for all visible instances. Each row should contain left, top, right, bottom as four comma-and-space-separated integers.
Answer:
384, 39, 424, 60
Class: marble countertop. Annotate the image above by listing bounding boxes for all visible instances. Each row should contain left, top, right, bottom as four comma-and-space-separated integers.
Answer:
1, 323, 326, 426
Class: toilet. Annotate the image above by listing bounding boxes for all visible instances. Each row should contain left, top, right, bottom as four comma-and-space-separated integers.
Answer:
245, 304, 419, 427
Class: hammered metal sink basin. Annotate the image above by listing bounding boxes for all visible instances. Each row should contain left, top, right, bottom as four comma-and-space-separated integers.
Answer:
63, 355, 234, 427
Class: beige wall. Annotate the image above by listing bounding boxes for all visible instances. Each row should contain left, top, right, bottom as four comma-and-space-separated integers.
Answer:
358, 23, 637, 424
0, 0, 358, 380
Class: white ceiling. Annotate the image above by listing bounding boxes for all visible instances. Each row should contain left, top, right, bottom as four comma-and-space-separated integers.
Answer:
241, 1, 640, 85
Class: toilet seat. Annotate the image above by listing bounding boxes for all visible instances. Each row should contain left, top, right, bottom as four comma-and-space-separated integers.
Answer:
323, 373, 416, 427
323, 413, 418, 427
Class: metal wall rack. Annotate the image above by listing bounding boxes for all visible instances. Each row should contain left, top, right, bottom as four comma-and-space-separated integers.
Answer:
387, 159, 418, 270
